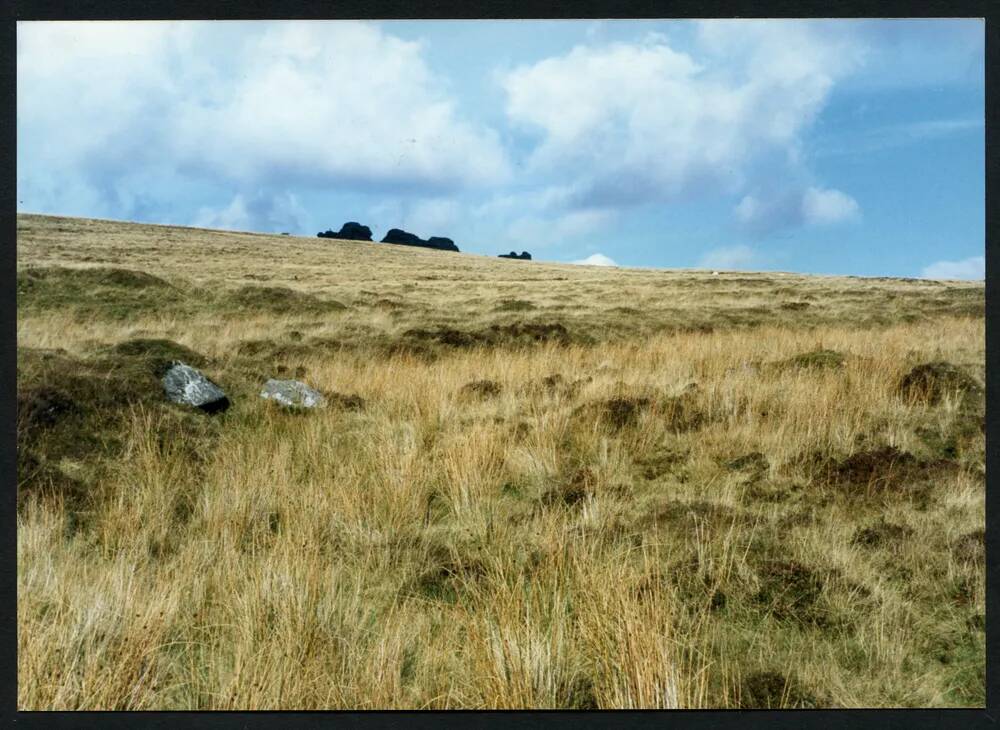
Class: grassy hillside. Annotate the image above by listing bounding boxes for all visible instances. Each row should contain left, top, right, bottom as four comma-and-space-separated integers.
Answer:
16, 213, 985, 709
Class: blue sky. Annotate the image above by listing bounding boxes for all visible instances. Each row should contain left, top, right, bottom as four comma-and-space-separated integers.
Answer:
17, 19, 984, 278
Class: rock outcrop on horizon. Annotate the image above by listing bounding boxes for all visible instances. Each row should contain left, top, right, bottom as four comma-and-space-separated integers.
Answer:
318, 222, 373, 241
381, 229, 460, 252
499, 251, 532, 260
315, 223, 459, 251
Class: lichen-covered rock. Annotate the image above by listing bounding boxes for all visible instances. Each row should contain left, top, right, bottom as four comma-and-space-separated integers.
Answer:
162, 362, 230, 413
260, 379, 326, 409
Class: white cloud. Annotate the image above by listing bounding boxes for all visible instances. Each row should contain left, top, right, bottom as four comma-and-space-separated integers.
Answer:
698, 245, 756, 270
17, 22, 185, 218
172, 23, 511, 190
801, 186, 861, 225
571, 253, 618, 267
695, 20, 864, 86
734, 186, 860, 234
920, 256, 984, 280
500, 23, 864, 212
17, 20, 511, 224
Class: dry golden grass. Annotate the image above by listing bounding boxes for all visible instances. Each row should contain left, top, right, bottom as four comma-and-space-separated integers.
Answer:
17, 213, 985, 709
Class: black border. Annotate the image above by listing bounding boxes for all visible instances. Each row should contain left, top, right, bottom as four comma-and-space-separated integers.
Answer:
983, 2, 998, 724
5, 0, 995, 20
4, 2, 996, 728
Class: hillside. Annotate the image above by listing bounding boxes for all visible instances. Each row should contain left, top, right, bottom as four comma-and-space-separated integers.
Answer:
16, 213, 985, 709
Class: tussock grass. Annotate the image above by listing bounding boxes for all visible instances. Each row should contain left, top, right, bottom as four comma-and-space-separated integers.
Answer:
16, 213, 984, 708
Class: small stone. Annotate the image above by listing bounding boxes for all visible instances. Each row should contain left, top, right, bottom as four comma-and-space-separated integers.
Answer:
162, 362, 229, 413
260, 379, 327, 409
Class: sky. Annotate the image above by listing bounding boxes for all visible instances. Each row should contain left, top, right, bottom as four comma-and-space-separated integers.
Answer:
16, 19, 985, 278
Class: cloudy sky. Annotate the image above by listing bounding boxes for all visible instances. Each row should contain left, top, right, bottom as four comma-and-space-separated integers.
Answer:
17, 19, 984, 278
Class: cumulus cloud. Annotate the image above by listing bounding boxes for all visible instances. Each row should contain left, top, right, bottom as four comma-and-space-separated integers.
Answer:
920, 256, 984, 280
17, 21, 511, 224
801, 187, 861, 225
500, 22, 864, 218
173, 23, 511, 191
17, 22, 185, 219
734, 186, 860, 234
571, 253, 618, 267
698, 245, 756, 270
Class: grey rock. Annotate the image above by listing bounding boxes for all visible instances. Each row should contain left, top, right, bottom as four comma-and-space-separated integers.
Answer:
162, 362, 230, 413
318, 222, 373, 241
381, 229, 460, 252
260, 379, 327, 409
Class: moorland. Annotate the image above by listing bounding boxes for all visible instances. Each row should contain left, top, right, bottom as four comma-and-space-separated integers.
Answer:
16, 213, 985, 709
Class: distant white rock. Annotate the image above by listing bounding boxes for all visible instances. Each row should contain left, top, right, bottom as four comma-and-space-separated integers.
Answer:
572, 253, 618, 267
712, 271, 720, 276
260, 379, 326, 409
